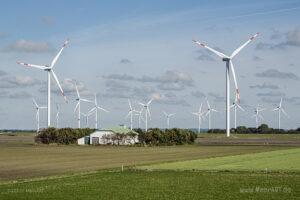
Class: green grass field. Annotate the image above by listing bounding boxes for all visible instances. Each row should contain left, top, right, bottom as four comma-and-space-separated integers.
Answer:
139, 148, 300, 171
0, 171, 299, 200
0, 133, 299, 199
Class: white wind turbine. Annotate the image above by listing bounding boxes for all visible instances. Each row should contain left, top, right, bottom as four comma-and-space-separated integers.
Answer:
74, 83, 92, 128
272, 98, 288, 130
125, 99, 136, 130
193, 33, 259, 137
205, 99, 218, 130
253, 105, 265, 128
17, 40, 69, 127
89, 94, 109, 129
134, 107, 144, 129
32, 99, 47, 132
230, 94, 245, 129
55, 104, 60, 128
163, 111, 175, 129
139, 99, 153, 132
192, 103, 206, 133
81, 112, 93, 128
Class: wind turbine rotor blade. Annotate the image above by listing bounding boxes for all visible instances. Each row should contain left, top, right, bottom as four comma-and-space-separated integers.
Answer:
128, 99, 132, 110
147, 108, 151, 120
50, 39, 69, 68
229, 60, 240, 103
206, 99, 211, 109
281, 108, 289, 118
147, 98, 153, 105
97, 106, 109, 113
50, 70, 67, 103
125, 111, 131, 119
279, 98, 283, 107
32, 98, 38, 108
192, 39, 228, 58
211, 109, 218, 112
205, 111, 210, 117
75, 84, 80, 98
163, 111, 167, 116
230, 32, 259, 58
74, 102, 80, 113
199, 103, 203, 113
17, 62, 47, 70
80, 98, 93, 103
88, 107, 96, 115
39, 106, 47, 109
237, 104, 245, 112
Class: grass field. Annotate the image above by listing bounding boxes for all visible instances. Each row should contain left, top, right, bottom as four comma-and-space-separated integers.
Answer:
139, 148, 300, 171
0, 134, 291, 181
0, 133, 299, 199
0, 171, 298, 200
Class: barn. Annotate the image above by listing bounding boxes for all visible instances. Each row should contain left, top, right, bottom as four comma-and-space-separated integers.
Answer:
77, 127, 139, 145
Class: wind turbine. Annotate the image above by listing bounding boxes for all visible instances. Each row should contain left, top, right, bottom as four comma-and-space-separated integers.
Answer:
89, 94, 109, 129
163, 111, 175, 129
32, 99, 47, 132
74, 83, 92, 128
17, 40, 69, 127
81, 112, 93, 128
134, 107, 144, 129
230, 94, 245, 129
55, 104, 60, 128
205, 99, 218, 130
139, 99, 153, 132
192, 103, 206, 133
193, 33, 259, 137
272, 98, 288, 130
125, 99, 136, 130
253, 105, 265, 128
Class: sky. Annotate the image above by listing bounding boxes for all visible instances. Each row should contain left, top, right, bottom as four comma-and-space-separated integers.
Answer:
0, 0, 300, 130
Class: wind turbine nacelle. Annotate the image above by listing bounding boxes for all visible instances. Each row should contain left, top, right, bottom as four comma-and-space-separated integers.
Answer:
222, 57, 230, 62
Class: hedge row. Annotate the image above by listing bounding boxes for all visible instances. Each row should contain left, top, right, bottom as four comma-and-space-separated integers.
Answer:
35, 128, 95, 144
135, 128, 197, 145
208, 124, 300, 134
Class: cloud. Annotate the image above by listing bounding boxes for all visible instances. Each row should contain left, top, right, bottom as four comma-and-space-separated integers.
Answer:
256, 91, 285, 97
255, 69, 299, 80
252, 55, 263, 61
195, 49, 216, 62
39, 78, 91, 97
154, 92, 190, 106
105, 80, 131, 91
9, 91, 32, 99
120, 58, 132, 64
256, 27, 300, 50
191, 90, 205, 98
102, 70, 194, 91
0, 75, 41, 88
208, 92, 225, 102
2, 39, 52, 53
249, 82, 279, 90
41, 16, 55, 26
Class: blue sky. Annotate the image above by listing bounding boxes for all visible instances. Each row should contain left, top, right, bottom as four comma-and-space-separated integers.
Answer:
0, 0, 300, 129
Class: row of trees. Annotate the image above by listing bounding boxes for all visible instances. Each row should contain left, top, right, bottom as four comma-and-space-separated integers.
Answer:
35, 128, 95, 144
208, 124, 300, 134
134, 128, 197, 145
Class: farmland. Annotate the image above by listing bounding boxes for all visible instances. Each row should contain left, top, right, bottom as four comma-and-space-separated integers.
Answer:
0, 133, 299, 199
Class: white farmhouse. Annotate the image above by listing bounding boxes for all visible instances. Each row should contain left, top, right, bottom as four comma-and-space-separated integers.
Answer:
77, 127, 139, 145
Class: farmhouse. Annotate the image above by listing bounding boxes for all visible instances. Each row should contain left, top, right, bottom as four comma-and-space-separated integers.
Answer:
77, 127, 139, 145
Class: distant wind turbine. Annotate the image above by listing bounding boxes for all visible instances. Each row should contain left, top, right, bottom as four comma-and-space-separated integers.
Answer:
74, 83, 92, 128
230, 94, 245, 129
192, 103, 206, 133
139, 99, 153, 132
89, 94, 109, 129
17, 40, 69, 127
205, 99, 218, 130
125, 99, 136, 130
193, 33, 259, 137
32, 99, 47, 132
163, 111, 175, 129
55, 104, 60, 128
81, 112, 93, 128
253, 105, 265, 128
272, 98, 289, 130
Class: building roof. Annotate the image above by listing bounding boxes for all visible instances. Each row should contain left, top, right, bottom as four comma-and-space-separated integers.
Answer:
96, 126, 138, 135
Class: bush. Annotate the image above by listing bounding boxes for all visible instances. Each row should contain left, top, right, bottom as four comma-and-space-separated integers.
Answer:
36, 128, 95, 144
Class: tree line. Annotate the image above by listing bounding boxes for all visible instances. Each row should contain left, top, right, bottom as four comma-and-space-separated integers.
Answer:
208, 124, 300, 134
